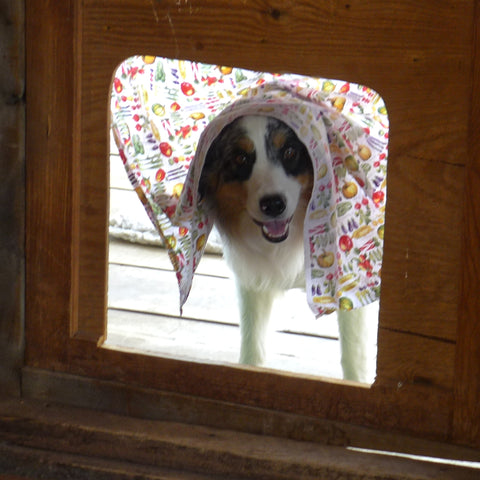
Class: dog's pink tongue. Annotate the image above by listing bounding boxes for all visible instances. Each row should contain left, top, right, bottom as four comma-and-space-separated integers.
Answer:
261, 219, 290, 242
264, 219, 288, 235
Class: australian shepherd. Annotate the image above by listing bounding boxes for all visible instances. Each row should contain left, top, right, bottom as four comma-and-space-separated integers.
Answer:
199, 115, 378, 383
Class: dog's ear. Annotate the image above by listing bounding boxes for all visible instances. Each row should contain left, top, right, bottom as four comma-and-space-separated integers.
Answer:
198, 142, 220, 202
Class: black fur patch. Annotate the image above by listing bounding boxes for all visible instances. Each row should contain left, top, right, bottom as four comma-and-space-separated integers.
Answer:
199, 117, 254, 200
265, 118, 312, 176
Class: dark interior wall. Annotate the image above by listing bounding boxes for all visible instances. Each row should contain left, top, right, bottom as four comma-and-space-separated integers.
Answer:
0, 0, 25, 396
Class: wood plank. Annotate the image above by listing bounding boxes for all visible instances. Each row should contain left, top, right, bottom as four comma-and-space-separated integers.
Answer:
108, 238, 230, 278
25, 0, 75, 364
106, 309, 241, 363
108, 263, 237, 323
380, 159, 463, 342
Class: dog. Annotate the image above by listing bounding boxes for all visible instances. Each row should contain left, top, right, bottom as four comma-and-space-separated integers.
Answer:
199, 115, 378, 383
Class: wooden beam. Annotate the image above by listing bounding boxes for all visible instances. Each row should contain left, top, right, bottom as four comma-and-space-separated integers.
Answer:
25, 0, 75, 365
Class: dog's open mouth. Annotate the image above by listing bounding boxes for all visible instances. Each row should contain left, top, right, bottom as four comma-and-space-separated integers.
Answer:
253, 217, 292, 243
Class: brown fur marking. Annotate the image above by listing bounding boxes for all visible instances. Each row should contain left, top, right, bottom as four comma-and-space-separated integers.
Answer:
272, 130, 287, 149
214, 182, 248, 236
237, 136, 255, 153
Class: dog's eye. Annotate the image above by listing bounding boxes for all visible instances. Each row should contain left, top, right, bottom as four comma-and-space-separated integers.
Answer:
227, 150, 254, 182
283, 147, 298, 163
235, 153, 249, 166
281, 143, 312, 176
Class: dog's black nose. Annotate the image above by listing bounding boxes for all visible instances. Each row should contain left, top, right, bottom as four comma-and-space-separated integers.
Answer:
259, 194, 286, 217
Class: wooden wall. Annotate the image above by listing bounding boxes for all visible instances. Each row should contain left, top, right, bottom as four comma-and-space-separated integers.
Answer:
24, 0, 480, 451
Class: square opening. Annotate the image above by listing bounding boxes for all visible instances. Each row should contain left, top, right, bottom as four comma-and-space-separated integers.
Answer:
105, 55, 388, 384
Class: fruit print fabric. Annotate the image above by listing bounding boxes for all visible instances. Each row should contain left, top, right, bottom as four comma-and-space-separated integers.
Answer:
111, 56, 388, 317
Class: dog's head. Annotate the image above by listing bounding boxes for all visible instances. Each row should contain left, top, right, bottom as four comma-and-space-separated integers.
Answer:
199, 115, 313, 243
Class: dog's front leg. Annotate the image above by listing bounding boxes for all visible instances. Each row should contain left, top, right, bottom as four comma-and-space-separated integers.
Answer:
236, 284, 277, 366
337, 301, 379, 383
